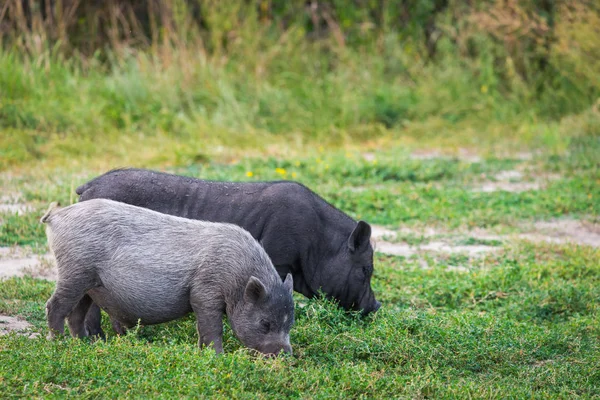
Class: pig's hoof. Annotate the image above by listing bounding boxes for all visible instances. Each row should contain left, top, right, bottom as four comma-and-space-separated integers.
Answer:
112, 321, 126, 336
84, 324, 106, 340
88, 331, 106, 342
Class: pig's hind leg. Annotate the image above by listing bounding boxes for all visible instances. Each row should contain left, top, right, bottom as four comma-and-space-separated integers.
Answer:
81, 304, 126, 339
46, 273, 98, 340
66, 294, 94, 338
82, 303, 106, 339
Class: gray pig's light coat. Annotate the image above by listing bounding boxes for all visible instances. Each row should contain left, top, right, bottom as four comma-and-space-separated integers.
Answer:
42, 199, 294, 355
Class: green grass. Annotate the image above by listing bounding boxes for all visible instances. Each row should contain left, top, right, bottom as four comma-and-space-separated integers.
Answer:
1, 8, 599, 172
1, 242, 599, 397
1, 4, 599, 395
2, 136, 597, 248
1, 136, 599, 397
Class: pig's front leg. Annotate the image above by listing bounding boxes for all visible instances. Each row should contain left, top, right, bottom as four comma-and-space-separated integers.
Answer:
190, 296, 224, 353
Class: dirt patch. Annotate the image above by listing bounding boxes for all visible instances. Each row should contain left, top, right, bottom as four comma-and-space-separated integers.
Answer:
475, 181, 543, 193
472, 170, 560, 193
495, 170, 524, 180
0, 246, 32, 259
409, 149, 445, 160
0, 204, 33, 214
362, 152, 377, 162
0, 193, 32, 214
373, 240, 498, 258
513, 151, 540, 161
409, 148, 482, 163
0, 315, 40, 338
371, 225, 499, 257
0, 248, 56, 280
375, 241, 498, 257
370, 225, 397, 240
519, 219, 600, 248
466, 220, 600, 248
371, 218, 599, 259
1, 193, 22, 202
347, 184, 389, 193
456, 148, 483, 163
410, 149, 539, 163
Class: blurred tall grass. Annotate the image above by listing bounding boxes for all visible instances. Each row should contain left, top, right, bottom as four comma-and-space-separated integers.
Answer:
0, 1, 599, 168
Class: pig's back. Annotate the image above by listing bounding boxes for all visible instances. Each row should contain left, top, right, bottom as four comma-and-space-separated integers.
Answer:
47, 199, 270, 281
46, 199, 274, 325
48, 199, 204, 261
77, 169, 276, 226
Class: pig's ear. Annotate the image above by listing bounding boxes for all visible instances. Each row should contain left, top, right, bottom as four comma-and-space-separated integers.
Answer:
283, 273, 293, 294
348, 221, 372, 252
245, 276, 267, 304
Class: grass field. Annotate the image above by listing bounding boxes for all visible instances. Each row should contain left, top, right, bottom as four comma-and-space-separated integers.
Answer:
1, 126, 599, 397
1, 1, 600, 396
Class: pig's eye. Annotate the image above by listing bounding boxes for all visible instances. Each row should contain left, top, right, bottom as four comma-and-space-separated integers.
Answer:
260, 319, 271, 332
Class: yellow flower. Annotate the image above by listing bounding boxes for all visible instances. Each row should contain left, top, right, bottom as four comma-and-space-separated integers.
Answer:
291, 172, 297, 179
246, 171, 253, 177
481, 85, 488, 94
318, 146, 324, 153
275, 168, 286, 176
325, 164, 329, 170
294, 161, 301, 167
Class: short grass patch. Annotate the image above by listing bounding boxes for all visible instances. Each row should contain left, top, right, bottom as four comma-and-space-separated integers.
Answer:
2, 140, 598, 249
1, 240, 599, 397
0, 143, 599, 397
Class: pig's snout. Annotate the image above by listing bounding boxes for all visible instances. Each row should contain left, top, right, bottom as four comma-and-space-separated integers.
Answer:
259, 341, 293, 357
373, 300, 381, 312
282, 343, 293, 355
366, 300, 381, 315
358, 291, 381, 316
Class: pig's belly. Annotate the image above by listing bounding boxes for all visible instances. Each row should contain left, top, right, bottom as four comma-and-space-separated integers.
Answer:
87, 286, 193, 327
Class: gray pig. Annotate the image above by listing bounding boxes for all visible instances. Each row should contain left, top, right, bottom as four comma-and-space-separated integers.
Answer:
41, 199, 294, 355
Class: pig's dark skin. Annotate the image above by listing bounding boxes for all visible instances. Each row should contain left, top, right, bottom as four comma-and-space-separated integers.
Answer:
77, 169, 380, 336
